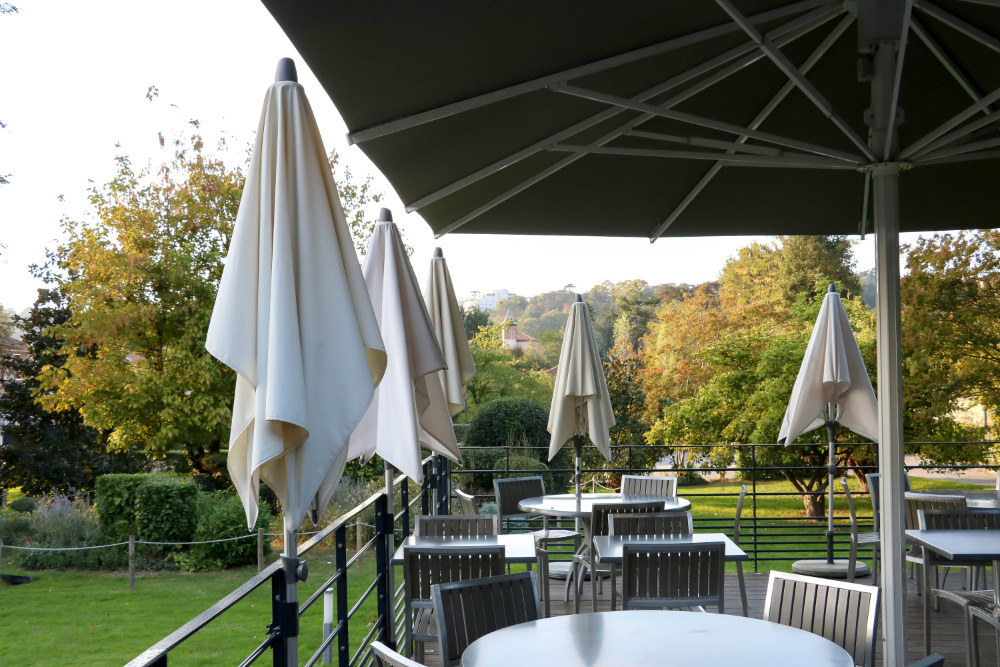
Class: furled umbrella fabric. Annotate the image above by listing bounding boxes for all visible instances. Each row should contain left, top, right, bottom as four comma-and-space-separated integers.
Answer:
423, 250, 476, 417
347, 219, 462, 483
548, 298, 615, 463
779, 288, 878, 447
206, 78, 386, 532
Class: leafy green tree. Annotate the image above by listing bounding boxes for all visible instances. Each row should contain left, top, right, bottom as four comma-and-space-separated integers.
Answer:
0, 288, 145, 496
36, 126, 385, 486
462, 306, 492, 339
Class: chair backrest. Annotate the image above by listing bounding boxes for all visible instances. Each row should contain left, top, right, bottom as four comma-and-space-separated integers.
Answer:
402, 546, 505, 607
591, 500, 666, 537
609, 511, 693, 536
866, 472, 912, 532
764, 570, 880, 667
620, 542, 725, 611
493, 476, 545, 530
621, 474, 677, 498
904, 492, 967, 530
415, 515, 498, 537
733, 485, 748, 544
454, 488, 480, 515
841, 477, 860, 537
432, 571, 541, 667
918, 507, 1000, 530
370, 640, 425, 667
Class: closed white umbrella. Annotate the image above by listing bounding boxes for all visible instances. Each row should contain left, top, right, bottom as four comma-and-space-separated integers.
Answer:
423, 248, 476, 419
206, 59, 386, 663
347, 213, 464, 480
779, 284, 878, 578
548, 295, 615, 504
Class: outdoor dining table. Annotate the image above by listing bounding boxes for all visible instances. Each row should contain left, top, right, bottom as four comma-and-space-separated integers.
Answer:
391, 533, 537, 565
460, 609, 854, 667
593, 533, 748, 611
905, 528, 1000, 654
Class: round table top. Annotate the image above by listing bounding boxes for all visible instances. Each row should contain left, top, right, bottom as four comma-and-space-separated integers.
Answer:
518, 493, 691, 518
460, 610, 854, 667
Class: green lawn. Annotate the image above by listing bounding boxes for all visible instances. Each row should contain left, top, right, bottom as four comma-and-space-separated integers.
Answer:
0, 476, 980, 665
0, 551, 383, 666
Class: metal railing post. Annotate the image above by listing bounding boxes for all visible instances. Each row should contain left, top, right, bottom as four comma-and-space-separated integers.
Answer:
400, 481, 411, 539
421, 461, 431, 516
373, 493, 395, 649
437, 457, 450, 515
751, 444, 759, 573
270, 565, 289, 667
334, 524, 348, 667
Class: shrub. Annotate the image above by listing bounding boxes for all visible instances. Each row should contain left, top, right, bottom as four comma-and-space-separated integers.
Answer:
172, 493, 273, 571
95, 473, 149, 540
506, 454, 554, 492
12, 497, 124, 569
8, 497, 37, 513
134, 476, 199, 545
460, 399, 572, 493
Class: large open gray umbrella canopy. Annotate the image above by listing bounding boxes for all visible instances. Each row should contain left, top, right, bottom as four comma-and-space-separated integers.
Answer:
260, 2, 1000, 661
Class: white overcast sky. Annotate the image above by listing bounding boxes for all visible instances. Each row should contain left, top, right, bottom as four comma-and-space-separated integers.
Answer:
0, 1, 900, 315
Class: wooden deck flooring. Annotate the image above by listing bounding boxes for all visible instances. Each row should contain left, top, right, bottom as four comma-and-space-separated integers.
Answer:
414, 567, 998, 666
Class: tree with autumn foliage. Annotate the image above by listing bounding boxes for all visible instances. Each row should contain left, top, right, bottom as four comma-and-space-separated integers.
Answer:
901, 231, 995, 463
642, 236, 875, 517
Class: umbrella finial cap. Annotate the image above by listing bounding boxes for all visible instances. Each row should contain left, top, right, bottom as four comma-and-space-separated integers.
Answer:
575, 293, 583, 302
828, 283, 837, 293
275, 58, 298, 83
379, 208, 393, 223
433, 247, 443, 258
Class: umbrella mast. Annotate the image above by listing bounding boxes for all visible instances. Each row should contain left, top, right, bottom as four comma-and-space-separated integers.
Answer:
861, 2, 908, 663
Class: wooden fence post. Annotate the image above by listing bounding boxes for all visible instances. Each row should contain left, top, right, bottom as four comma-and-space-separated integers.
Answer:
128, 535, 135, 590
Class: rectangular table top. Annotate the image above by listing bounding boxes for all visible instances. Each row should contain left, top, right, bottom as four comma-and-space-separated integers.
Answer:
594, 532, 748, 564
391, 533, 537, 565
905, 529, 1000, 561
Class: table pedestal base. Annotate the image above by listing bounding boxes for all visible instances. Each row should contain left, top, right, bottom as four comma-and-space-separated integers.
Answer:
792, 558, 869, 579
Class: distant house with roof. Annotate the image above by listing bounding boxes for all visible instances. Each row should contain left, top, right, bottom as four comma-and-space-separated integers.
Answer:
500, 310, 536, 352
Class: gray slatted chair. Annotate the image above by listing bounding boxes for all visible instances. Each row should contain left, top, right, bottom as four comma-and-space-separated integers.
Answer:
764, 570, 880, 667
493, 476, 581, 605
402, 546, 505, 661
620, 474, 678, 498
609, 510, 693, 536
906, 655, 945, 667
920, 508, 1000, 663
620, 542, 726, 612
431, 571, 541, 667
905, 492, 968, 597
969, 603, 1000, 667
841, 477, 880, 583
370, 640, 425, 667
575, 499, 666, 612
454, 488, 479, 515
733, 484, 750, 616
414, 514, 498, 537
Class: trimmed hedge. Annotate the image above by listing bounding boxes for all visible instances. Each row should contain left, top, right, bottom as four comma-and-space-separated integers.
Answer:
96, 473, 198, 544
172, 492, 273, 571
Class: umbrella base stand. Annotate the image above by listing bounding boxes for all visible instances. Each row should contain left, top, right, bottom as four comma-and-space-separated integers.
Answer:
791, 558, 869, 579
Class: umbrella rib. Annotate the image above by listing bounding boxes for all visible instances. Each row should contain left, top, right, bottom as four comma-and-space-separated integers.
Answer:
910, 15, 998, 129
913, 136, 1000, 163
900, 87, 1000, 159
549, 144, 854, 169
627, 129, 785, 156
408, 4, 840, 215
715, 0, 876, 162
883, 0, 914, 162
650, 13, 856, 241
346, 0, 834, 145
914, 147, 1000, 166
555, 83, 865, 163
859, 170, 872, 236
915, 0, 1000, 56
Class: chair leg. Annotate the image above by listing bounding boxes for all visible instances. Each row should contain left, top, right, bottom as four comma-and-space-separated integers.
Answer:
736, 562, 748, 617
848, 538, 858, 583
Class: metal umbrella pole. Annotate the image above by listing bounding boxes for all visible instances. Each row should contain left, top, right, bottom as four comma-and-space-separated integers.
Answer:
824, 404, 837, 565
